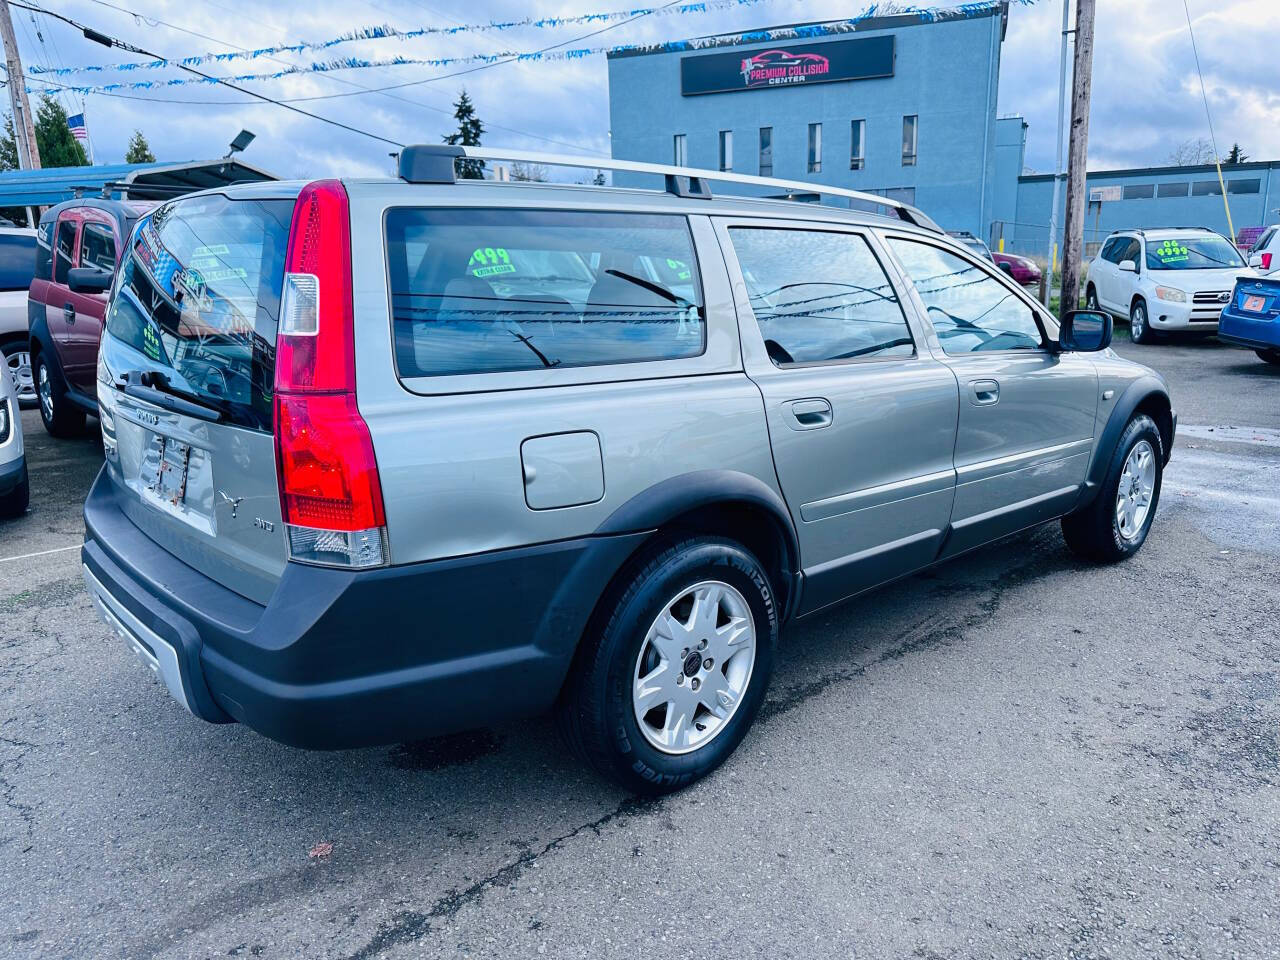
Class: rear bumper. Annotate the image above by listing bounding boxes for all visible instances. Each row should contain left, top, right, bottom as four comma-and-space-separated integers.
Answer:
82, 467, 648, 749
1217, 308, 1280, 351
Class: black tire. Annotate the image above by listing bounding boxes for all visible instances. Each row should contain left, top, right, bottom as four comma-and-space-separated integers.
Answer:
1129, 298, 1155, 344
0, 461, 29, 519
1085, 285, 1100, 311
556, 536, 778, 795
1256, 349, 1280, 365
34, 350, 85, 438
1062, 414, 1163, 563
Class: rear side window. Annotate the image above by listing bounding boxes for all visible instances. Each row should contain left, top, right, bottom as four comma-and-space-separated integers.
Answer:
386, 209, 704, 378
729, 227, 913, 366
35, 219, 53, 280
0, 233, 36, 292
80, 222, 117, 272
54, 218, 77, 284
889, 238, 1043, 354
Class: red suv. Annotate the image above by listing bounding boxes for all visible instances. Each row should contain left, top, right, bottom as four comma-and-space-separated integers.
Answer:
28, 197, 155, 436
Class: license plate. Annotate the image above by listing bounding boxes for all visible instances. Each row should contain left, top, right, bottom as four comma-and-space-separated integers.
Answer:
146, 435, 193, 506
1243, 295, 1267, 312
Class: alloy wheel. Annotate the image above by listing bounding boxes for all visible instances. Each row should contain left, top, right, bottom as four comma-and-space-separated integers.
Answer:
5, 349, 34, 405
1115, 439, 1156, 540
1131, 304, 1146, 340
37, 361, 53, 423
632, 579, 757, 755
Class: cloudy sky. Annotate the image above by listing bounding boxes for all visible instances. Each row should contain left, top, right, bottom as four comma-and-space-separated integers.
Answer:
18, 0, 1280, 180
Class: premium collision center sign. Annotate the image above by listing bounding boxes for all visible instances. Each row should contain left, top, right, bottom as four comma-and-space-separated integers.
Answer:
681, 35, 895, 96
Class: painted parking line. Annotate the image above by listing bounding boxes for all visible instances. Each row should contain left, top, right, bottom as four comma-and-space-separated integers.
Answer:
0, 544, 81, 564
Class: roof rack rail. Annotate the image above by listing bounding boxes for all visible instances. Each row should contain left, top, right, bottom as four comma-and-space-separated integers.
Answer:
394, 144, 944, 234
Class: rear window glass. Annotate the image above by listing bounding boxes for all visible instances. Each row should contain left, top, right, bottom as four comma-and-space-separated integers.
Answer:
103, 194, 291, 432
386, 209, 704, 378
0, 233, 35, 292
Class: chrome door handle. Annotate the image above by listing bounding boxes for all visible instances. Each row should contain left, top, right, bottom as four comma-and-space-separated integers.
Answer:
786, 398, 833, 430
970, 379, 999, 405
63, 302, 76, 324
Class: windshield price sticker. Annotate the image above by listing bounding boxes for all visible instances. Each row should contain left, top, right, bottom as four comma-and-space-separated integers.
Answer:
1153, 240, 1190, 264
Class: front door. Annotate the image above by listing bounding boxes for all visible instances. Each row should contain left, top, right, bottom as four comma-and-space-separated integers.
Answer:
716, 219, 960, 615
45, 211, 81, 372
62, 214, 117, 396
884, 235, 1099, 556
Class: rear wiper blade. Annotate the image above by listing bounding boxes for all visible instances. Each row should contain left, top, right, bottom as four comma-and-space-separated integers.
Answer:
119, 369, 229, 423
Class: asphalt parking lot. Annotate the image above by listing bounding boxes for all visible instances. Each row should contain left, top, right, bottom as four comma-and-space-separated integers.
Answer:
2, 335, 1278, 960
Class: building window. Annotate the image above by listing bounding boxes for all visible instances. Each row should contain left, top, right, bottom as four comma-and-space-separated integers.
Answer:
1192, 180, 1222, 196
1227, 178, 1261, 195
901, 115, 918, 166
673, 134, 687, 167
807, 123, 822, 174
850, 119, 865, 170
1122, 184, 1155, 200
719, 130, 733, 172
1157, 182, 1189, 198
759, 127, 773, 176
880, 186, 917, 205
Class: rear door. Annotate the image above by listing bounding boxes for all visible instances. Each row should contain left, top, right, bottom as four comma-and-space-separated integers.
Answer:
97, 191, 296, 603
715, 217, 960, 614
61, 212, 118, 395
884, 234, 1097, 555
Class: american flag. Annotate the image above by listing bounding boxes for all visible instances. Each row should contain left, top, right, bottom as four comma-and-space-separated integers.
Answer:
67, 113, 89, 143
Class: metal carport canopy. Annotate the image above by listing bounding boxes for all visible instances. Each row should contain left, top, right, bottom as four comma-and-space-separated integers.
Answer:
0, 157, 278, 207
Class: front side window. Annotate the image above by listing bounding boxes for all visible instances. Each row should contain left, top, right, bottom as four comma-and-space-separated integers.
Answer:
80, 221, 117, 272
54, 218, 77, 284
1144, 234, 1244, 271
673, 134, 688, 167
387, 210, 704, 378
902, 115, 918, 166
730, 227, 913, 366
719, 130, 733, 171
1119, 239, 1142, 265
888, 238, 1043, 355
850, 119, 865, 170
759, 127, 773, 176
807, 123, 822, 174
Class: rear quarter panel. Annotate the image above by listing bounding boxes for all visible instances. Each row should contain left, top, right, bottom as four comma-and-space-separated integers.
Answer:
345, 184, 782, 564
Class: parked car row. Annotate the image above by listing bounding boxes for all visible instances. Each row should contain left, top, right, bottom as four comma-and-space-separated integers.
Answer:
947, 230, 1044, 286
1084, 225, 1280, 364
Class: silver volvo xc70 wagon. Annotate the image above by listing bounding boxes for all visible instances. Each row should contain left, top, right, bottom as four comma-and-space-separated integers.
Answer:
83, 146, 1174, 794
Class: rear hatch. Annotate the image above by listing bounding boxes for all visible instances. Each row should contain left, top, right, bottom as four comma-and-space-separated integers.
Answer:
98, 190, 297, 604
1232, 276, 1280, 320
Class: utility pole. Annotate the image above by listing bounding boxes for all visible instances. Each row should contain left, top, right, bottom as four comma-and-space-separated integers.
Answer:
1059, 0, 1095, 317
0, 2, 40, 172
1042, 0, 1071, 306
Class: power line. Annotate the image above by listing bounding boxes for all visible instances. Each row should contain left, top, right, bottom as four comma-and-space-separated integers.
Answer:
12, 1, 403, 146
1181, 0, 1234, 239
72, 0, 610, 154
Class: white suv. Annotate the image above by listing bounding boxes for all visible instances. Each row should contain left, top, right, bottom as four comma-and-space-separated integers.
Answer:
1085, 228, 1253, 344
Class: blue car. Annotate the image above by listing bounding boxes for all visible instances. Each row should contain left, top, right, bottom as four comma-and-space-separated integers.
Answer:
1219, 276, 1280, 365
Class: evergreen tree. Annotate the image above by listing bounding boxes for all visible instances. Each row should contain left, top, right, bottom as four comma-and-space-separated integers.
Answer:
125, 129, 156, 164
0, 116, 19, 171
33, 96, 88, 167
1223, 142, 1249, 165
443, 89, 485, 179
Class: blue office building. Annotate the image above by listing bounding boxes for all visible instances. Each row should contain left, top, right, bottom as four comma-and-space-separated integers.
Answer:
606, 4, 1013, 236
607, 4, 1278, 260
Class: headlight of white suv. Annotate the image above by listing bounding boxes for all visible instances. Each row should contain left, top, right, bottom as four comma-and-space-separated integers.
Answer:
1155, 286, 1187, 303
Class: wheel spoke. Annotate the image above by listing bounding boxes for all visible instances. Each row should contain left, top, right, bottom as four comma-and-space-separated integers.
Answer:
634, 662, 674, 714
689, 583, 722, 635
699, 670, 737, 719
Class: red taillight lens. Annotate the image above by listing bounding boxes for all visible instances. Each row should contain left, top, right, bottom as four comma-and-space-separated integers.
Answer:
274, 180, 387, 563
1263, 253, 1273, 271
275, 393, 385, 531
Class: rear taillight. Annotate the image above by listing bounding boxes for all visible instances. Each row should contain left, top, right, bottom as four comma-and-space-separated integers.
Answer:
274, 180, 387, 569
1263, 253, 1273, 271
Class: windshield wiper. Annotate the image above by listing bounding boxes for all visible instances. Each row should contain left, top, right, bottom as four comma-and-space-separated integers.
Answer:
604, 269, 683, 305
119, 369, 230, 423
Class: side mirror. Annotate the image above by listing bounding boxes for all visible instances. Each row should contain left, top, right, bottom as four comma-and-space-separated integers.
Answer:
1059, 309, 1113, 352
1118, 259, 1137, 274
67, 265, 112, 294
1248, 253, 1264, 268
